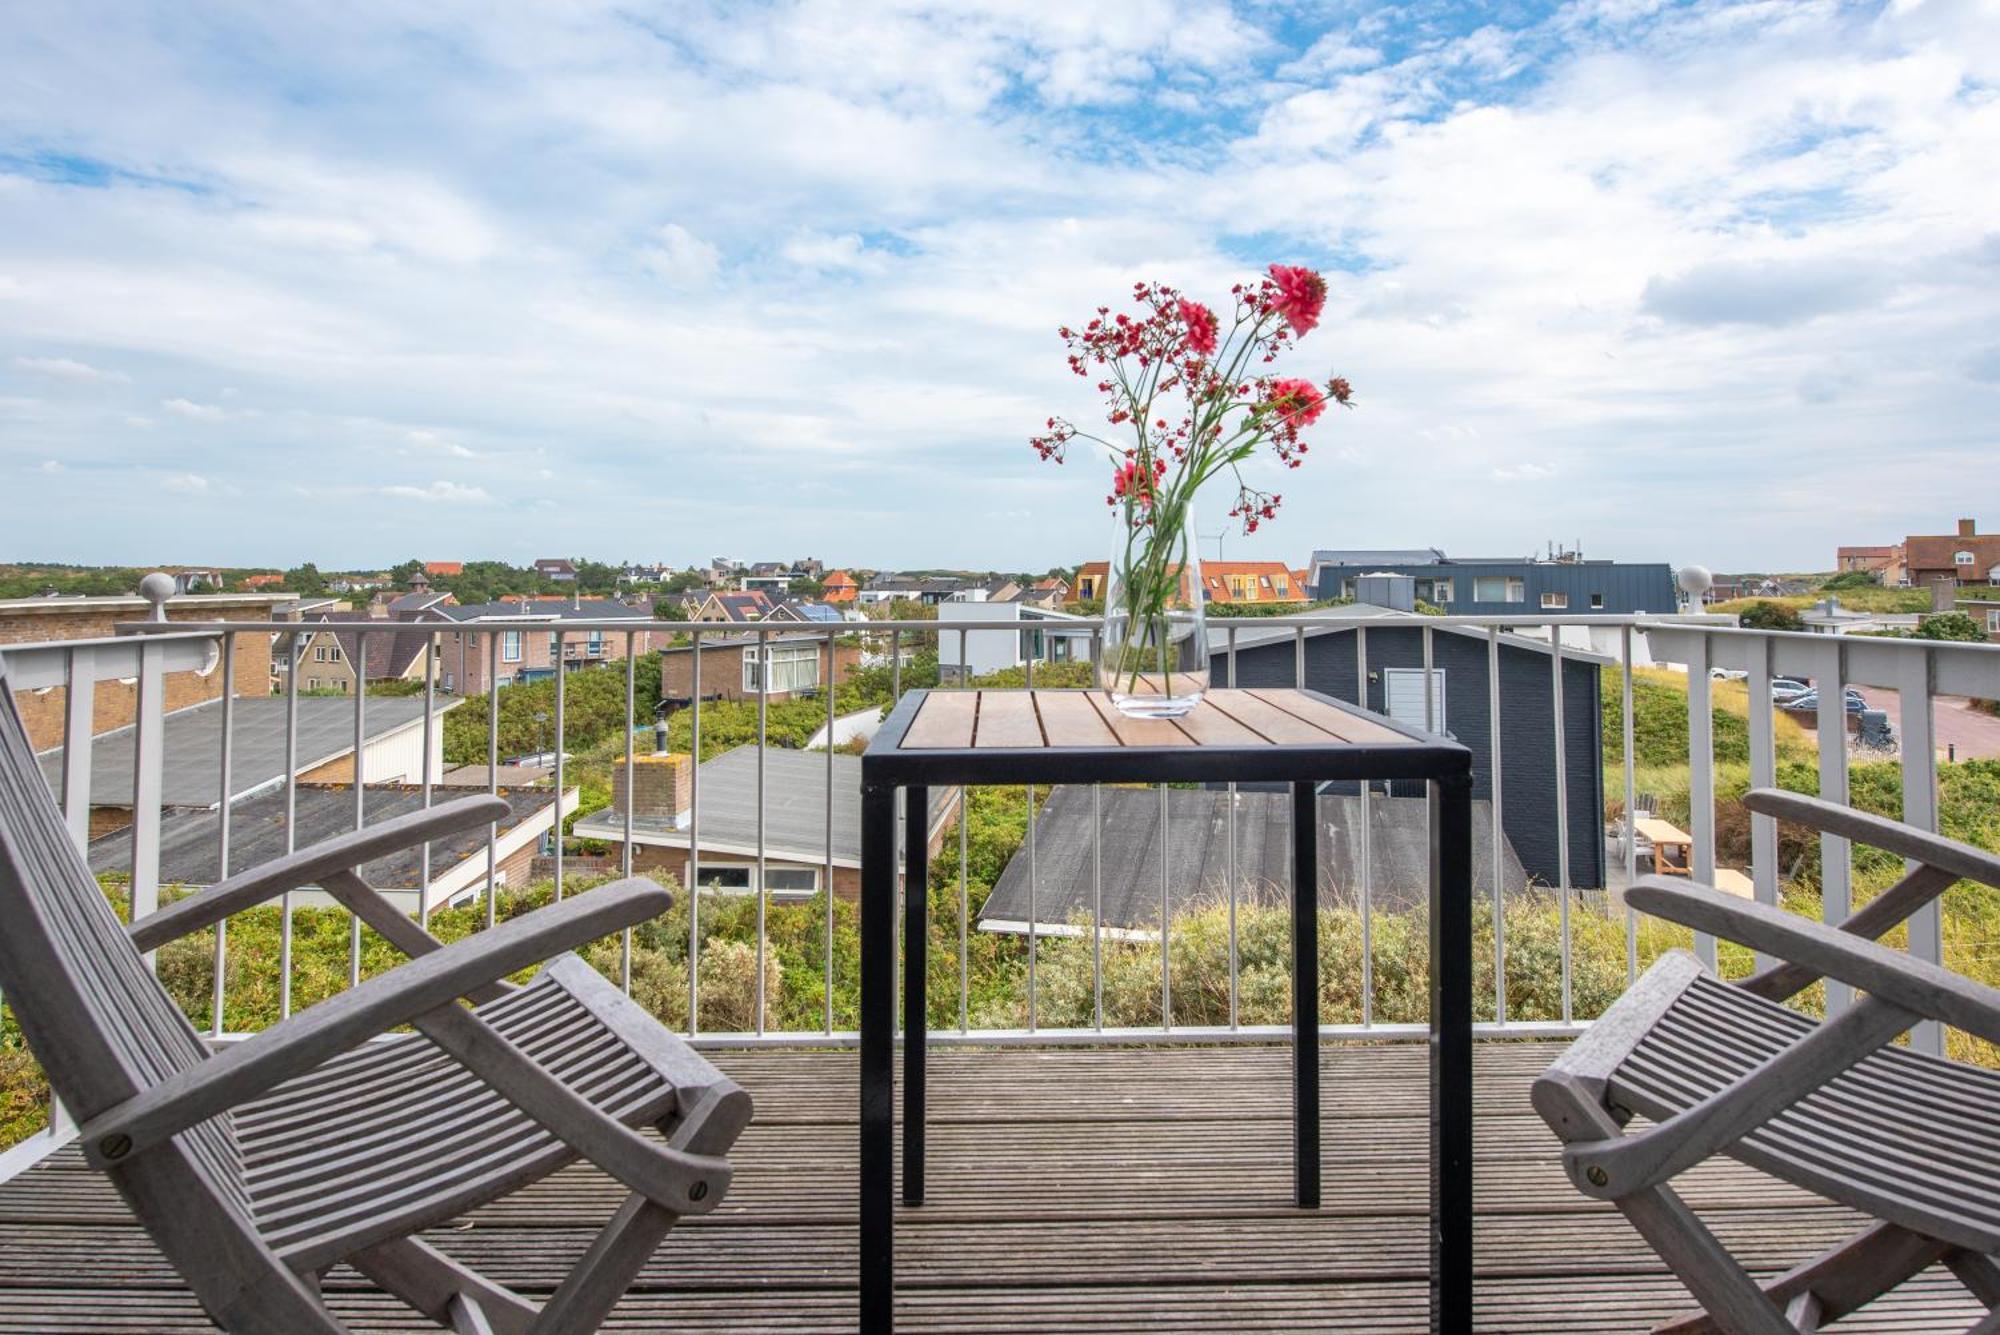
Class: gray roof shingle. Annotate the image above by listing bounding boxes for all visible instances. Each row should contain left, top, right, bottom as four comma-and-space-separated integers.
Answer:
37, 696, 458, 808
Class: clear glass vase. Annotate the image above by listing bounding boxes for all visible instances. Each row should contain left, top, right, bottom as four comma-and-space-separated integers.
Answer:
1100, 501, 1209, 717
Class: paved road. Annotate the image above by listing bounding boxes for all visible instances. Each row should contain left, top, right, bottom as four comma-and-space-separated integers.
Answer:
1859, 690, 2000, 762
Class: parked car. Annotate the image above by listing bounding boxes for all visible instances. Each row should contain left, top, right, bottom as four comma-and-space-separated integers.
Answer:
1770, 678, 1813, 701
1780, 689, 1867, 714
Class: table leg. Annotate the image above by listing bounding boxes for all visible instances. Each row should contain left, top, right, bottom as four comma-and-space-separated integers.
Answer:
1291, 780, 1320, 1209
859, 783, 897, 1335
902, 785, 928, 1207
1430, 772, 1474, 1332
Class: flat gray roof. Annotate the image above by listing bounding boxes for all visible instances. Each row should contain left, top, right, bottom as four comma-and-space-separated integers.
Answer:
572, 745, 953, 865
38, 695, 458, 808
981, 786, 1521, 933
88, 784, 556, 888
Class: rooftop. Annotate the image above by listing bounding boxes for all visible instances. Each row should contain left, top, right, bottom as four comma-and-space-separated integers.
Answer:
35, 694, 457, 807
86, 783, 560, 887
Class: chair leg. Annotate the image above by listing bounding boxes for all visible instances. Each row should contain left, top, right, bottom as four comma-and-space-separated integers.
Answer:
348, 1236, 538, 1335
530, 1082, 754, 1335
1947, 1249, 2000, 1309
1655, 1222, 1951, 1335
1538, 1073, 1792, 1335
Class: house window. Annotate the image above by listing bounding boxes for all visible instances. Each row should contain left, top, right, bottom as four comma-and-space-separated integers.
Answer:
1988, 610, 2000, 633
1275, 577, 1289, 597
1956, 551, 1976, 566
587, 631, 604, 655
1541, 592, 1569, 609
765, 868, 818, 897
1473, 576, 1526, 603
501, 630, 523, 663
1590, 593, 1605, 609
744, 643, 820, 694
1259, 575, 1272, 589
549, 632, 562, 657
696, 865, 752, 893
1383, 668, 1446, 734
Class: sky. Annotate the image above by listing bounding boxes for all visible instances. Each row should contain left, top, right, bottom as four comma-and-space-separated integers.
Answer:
1, 0, 1995, 574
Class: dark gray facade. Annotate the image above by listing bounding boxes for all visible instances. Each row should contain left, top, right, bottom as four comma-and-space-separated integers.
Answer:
1222, 625, 1604, 889
1310, 557, 1675, 616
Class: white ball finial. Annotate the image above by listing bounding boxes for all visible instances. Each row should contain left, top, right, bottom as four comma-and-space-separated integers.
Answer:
139, 572, 177, 622
1677, 566, 1712, 597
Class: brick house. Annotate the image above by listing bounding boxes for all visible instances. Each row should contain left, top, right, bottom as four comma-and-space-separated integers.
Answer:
656, 632, 861, 708
534, 558, 578, 583
426, 598, 668, 694
1904, 519, 2000, 592
1835, 545, 1905, 583
693, 590, 775, 623
571, 747, 956, 903
1, 591, 296, 752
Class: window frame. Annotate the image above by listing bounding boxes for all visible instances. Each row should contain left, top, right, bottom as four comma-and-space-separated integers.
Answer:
1472, 575, 1526, 603
501, 630, 523, 663
1540, 592, 1570, 610
1382, 666, 1446, 734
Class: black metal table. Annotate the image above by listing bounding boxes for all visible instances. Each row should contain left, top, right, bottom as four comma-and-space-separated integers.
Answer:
858, 687, 1475, 1333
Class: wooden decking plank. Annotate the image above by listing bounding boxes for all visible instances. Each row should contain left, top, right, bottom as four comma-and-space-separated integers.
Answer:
1081, 691, 1192, 747
1203, 689, 1343, 745
971, 692, 1044, 748
1168, 697, 1269, 746
1246, 688, 1412, 746
1032, 691, 1120, 748
0, 1042, 1927, 1334
902, 692, 977, 749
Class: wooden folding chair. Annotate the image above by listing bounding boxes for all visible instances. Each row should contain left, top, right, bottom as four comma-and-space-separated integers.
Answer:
1535, 788, 2000, 1334
0, 668, 751, 1334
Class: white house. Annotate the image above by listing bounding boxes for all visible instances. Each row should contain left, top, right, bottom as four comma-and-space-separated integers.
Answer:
937, 602, 1094, 679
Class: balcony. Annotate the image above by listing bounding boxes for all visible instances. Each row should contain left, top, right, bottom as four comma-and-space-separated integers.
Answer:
1, 596, 1996, 1332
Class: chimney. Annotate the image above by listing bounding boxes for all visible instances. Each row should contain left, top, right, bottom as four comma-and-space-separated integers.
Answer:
1959, 518, 1978, 538
613, 752, 693, 829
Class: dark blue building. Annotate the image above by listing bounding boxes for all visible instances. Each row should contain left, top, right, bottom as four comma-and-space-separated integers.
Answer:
1307, 549, 1675, 617
1217, 611, 1605, 890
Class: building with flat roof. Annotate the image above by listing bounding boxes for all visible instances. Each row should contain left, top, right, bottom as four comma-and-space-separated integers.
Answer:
1306, 548, 1675, 616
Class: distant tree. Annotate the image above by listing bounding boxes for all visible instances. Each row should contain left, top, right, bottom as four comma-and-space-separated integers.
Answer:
389, 559, 423, 588
788, 576, 825, 599
574, 559, 620, 596
1737, 600, 1803, 632
1916, 611, 1985, 642
283, 562, 327, 596
662, 569, 706, 594
1821, 570, 1880, 591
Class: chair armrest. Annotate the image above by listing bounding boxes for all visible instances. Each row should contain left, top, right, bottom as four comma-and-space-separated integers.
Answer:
80, 877, 672, 1168
128, 795, 511, 953
1627, 876, 2000, 1045
1743, 788, 2000, 889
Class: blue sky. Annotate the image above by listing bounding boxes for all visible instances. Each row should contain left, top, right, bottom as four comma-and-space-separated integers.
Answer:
2, 1, 1995, 572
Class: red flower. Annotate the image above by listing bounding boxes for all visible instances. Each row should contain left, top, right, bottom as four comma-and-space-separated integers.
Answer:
1177, 298, 1218, 357
1267, 264, 1327, 337
1268, 377, 1326, 428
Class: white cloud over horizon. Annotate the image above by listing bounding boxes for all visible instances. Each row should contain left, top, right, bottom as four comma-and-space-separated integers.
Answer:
0, 0, 1994, 571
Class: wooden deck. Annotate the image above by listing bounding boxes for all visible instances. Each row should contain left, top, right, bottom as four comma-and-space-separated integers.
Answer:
0, 1042, 1984, 1332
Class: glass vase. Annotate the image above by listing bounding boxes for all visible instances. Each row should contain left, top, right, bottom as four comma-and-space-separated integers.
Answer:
1100, 501, 1209, 717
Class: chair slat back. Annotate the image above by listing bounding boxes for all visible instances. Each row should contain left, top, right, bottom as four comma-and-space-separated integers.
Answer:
0, 665, 246, 1209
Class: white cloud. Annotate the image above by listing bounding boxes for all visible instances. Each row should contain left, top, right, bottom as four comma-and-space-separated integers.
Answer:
0, 0, 1992, 569
11, 355, 130, 383
639, 224, 721, 287
162, 472, 210, 493
378, 480, 492, 504
161, 397, 229, 420
37, 459, 63, 473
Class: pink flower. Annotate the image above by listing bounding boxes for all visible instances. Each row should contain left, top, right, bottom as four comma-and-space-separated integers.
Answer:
1268, 378, 1326, 428
1177, 298, 1218, 357
1267, 264, 1327, 337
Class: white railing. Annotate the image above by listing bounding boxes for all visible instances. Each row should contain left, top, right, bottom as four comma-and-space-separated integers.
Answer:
4, 594, 1996, 1074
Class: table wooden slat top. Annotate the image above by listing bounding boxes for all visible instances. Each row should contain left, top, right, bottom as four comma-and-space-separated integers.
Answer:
896, 688, 1416, 751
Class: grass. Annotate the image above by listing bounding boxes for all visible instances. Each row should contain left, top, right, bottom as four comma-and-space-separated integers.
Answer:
1709, 589, 1935, 615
